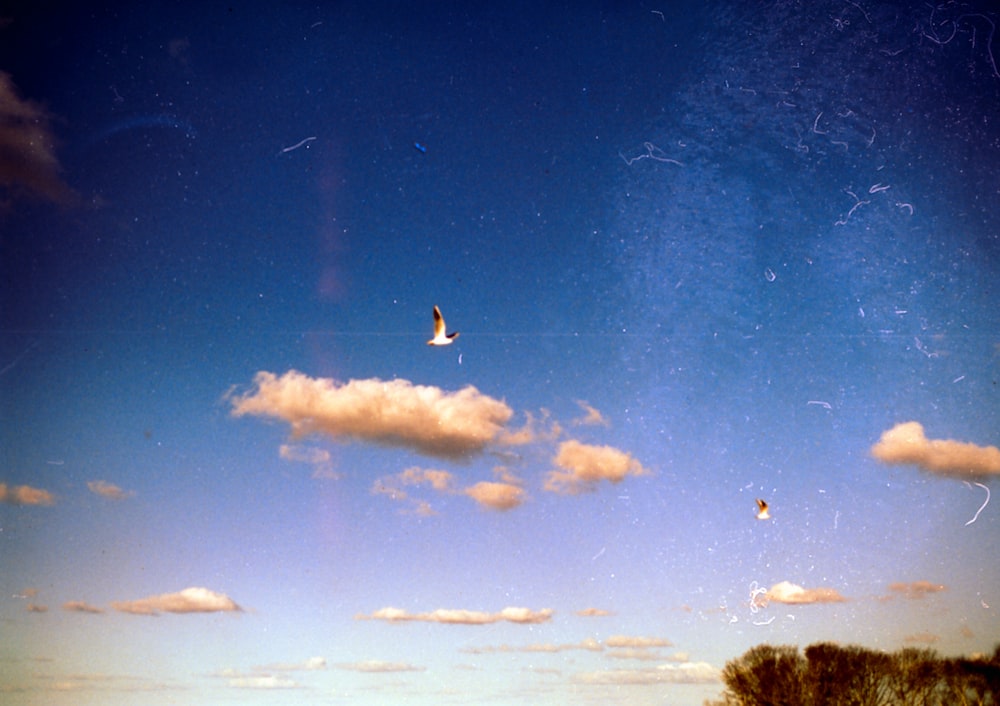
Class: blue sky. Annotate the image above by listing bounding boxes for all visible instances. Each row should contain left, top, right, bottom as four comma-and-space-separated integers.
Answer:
2, 1, 999, 704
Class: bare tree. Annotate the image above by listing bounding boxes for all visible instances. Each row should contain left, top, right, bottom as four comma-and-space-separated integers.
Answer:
720, 644, 807, 706
712, 642, 1000, 706
804, 642, 892, 705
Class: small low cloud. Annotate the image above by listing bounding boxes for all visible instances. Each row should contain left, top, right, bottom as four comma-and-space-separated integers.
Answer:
544, 440, 649, 494
765, 581, 847, 605
231, 371, 513, 459
871, 421, 1000, 478
885, 580, 946, 600
87, 480, 134, 500
358, 606, 553, 625
337, 661, 425, 673
112, 587, 242, 616
0, 482, 54, 506
574, 661, 720, 685
464, 481, 526, 511
576, 607, 613, 617
63, 601, 105, 614
27, 603, 48, 613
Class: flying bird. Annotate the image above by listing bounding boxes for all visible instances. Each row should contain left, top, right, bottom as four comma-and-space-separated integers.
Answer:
427, 305, 459, 346
755, 498, 771, 520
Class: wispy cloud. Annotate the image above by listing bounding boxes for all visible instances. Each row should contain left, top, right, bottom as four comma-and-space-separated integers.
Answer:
464, 639, 602, 654
903, 632, 940, 645
871, 421, 1000, 478
253, 657, 326, 672
357, 606, 553, 625
227, 675, 299, 689
279, 444, 339, 479
605, 635, 673, 649
87, 480, 134, 500
0, 482, 54, 506
0, 72, 74, 205
111, 587, 242, 616
885, 580, 947, 600
27, 603, 48, 613
62, 601, 105, 614
544, 440, 649, 494
336, 661, 425, 673
572, 400, 610, 427
575, 607, 613, 617
765, 581, 847, 605
231, 371, 513, 459
574, 661, 720, 685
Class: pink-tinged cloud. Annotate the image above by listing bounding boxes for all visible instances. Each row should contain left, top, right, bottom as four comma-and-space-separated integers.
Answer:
574, 662, 720, 685
27, 603, 48, 613
279, 444, 338, 478
871, 422, 1000, 478
0, 72, 74, 204
358, 606, 553, 625
464, 481, 526, 511
765, 581, 847, 605
0, 482, 54, 506
337, 661, 426, 673
573, 400, 610, 427
87, 480, 134, 500
544, 440, 649, 494
576, 607, 613, 617
886, 580, 947, 600
605, 635, 673, 649
231, 371, 513, 459
398, 467, 455, 492
111, 587, 242, 615
63, 601, 105, 614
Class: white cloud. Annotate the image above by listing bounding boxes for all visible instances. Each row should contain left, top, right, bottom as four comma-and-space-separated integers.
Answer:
574, 661, 720, 685
111, 587, 242, 615
544, 440, 649, 494
871, 421, 1000, 478
228, 675, 298, 689
231, 371, 513, 459
765, 581, 846, 605
253, 657, 326, 672
337, 661, 425, 673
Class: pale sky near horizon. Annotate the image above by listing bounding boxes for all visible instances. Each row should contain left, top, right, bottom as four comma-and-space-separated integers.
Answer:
2, 1, 999, 704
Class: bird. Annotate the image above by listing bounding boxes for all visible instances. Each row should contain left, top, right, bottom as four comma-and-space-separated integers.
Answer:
427, 305, 459, 346
755, 498, 771, 520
